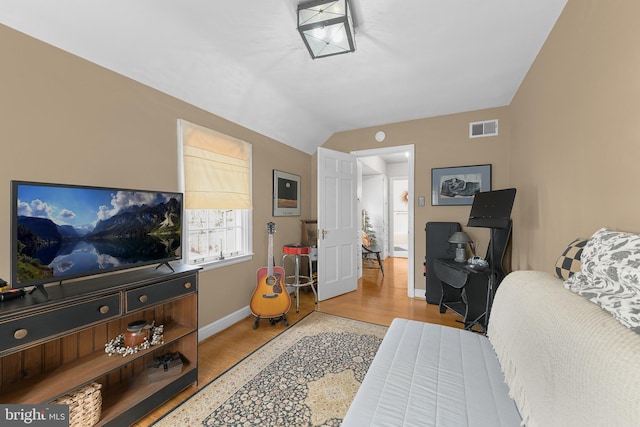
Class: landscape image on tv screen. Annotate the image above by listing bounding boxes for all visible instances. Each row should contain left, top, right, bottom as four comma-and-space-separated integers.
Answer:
12, 182, 182, 287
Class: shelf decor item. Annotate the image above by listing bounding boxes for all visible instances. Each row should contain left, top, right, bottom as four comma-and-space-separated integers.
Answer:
50, 382, 102, 427
124, 320, 153, 347
147, 352, 184, 383
431, 164, 491, 206
105, 322, 164, 357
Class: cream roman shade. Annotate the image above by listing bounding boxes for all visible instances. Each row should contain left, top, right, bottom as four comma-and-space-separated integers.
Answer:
180, 120, 252, 210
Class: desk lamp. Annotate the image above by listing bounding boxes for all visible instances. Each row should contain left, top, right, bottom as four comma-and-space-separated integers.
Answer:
448, 231, 472, 263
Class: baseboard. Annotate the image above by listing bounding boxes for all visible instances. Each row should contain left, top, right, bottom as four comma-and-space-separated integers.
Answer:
198, 305, 252, 342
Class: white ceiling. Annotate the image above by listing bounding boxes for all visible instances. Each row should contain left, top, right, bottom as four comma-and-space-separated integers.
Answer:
0, 0, 567, 155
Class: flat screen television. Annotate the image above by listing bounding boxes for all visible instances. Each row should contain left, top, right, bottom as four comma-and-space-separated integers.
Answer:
11, 181, 183, 289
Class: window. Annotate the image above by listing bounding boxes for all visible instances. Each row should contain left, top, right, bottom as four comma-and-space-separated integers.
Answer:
185, 209, 250, 264
179, 120, 253, 267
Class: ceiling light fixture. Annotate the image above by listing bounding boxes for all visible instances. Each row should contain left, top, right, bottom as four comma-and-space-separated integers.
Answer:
297, 0, 356, 59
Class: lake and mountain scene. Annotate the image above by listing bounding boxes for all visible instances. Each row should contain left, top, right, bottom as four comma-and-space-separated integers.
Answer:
15, 184, 182, 285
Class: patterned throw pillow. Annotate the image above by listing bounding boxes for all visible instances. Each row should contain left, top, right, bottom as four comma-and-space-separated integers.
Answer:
555, 238, 588, 280
564, 228, 640, 333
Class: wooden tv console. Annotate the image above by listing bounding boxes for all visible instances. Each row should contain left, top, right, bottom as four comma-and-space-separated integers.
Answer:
0, 264, 199, 426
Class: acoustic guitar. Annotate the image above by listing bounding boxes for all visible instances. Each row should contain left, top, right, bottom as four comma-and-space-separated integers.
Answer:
250, 222, 290, 327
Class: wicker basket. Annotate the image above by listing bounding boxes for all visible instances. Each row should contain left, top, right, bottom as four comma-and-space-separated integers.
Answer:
51, 382, 102, 427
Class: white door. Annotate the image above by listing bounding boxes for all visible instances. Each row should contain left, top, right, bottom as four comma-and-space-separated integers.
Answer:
317, 147, 358, 301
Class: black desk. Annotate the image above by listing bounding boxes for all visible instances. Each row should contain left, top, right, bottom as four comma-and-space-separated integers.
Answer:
433, 258, 489, 332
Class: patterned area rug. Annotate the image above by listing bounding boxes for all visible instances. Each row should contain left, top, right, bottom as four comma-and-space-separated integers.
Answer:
154, 312, 388, 427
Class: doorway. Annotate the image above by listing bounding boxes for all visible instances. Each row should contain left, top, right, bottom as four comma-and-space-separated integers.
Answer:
391, 177, 409, 258
352, 145, 415, 298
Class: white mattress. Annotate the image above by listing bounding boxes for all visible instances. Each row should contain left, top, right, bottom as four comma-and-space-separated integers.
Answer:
342, 318, 521, 427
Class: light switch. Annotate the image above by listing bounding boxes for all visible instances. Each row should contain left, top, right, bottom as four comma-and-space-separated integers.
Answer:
418, 196, 425, 207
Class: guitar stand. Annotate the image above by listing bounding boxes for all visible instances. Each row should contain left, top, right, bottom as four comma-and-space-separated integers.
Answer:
253, 313, 289, 330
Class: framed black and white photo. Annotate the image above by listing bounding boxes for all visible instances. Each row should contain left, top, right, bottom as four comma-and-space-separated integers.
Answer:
273, 170, 301, 216
431, 164, 491, 206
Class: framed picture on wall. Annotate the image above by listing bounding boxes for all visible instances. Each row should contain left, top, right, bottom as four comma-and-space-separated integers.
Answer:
431, 164, 491, 206
273, 170, 301, 216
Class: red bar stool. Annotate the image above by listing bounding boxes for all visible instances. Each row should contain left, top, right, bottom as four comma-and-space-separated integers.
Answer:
282, 244, 317, 313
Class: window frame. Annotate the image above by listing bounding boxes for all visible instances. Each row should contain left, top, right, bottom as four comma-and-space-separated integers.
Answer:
183, 208, 253, 270
178, 120, 253, 270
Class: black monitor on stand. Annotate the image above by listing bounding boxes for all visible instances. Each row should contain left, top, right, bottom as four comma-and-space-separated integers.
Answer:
467, 188, 516, 331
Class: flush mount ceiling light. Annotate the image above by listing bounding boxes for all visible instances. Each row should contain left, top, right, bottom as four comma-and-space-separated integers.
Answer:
297, 0, 356, 59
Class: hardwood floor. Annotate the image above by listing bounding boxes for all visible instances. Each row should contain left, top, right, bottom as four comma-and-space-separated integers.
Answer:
134, 257, 461, 426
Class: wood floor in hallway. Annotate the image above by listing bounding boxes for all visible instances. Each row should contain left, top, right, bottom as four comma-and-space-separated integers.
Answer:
135, 257, 461, 426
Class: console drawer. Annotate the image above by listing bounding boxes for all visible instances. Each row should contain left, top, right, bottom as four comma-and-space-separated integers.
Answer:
0, 295, 121, 354
126, 274, 196, 312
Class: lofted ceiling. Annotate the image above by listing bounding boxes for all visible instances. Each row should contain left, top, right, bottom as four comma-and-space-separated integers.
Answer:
0, 0, 567, 154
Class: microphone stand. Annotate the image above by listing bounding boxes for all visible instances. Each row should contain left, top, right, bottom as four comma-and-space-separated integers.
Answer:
483, 228, 496, 333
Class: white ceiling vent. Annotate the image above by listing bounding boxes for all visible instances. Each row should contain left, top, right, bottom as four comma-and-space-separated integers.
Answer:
469, 119, 498, 138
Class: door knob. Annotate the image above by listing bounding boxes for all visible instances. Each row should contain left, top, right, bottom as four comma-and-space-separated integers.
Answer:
322, 229, 327, 239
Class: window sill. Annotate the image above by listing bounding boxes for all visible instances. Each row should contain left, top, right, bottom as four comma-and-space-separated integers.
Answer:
185, 253, 254, 272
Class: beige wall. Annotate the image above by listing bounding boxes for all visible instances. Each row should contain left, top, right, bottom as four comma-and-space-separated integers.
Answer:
0, 24, 312, 327
2, 0, 639, 320
322, 107, 512, 292
509, 0, 640, 271
322, 0, 640, 291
